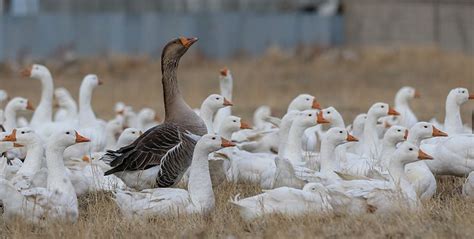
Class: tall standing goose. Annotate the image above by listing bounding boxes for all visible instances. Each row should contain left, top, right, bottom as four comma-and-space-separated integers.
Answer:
442, 88, 473, 135
54, 87, 78, 122
199, 94, 233, 134
213, 67, 233, 131
21, 64, 54, 129
394, 86, 419, 128
102, 37, 207, 189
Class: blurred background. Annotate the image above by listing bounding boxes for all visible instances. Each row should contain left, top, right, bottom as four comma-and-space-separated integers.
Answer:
0, 0, 472, 124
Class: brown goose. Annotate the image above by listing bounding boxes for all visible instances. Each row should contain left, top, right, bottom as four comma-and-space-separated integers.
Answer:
102, 37, 206, 189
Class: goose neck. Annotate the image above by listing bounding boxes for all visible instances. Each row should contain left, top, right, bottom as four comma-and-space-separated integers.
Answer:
200, 107, 215, 134
284, 123, 306, 162
407, 134, 422, 147
17, 141, 44, 176
218, 127, 233, 140
79, 83, 97, 126
444, 98, 462, 134
362, 114, 380, 156
187, 149, 214, 213
162, 59, 187, 121
31, 73, 53, 125
219, 77, 233, 100
3, 105, 17, 131
45, 145, 70, 191
388, 160, 408, 185
319, 141, 338, 173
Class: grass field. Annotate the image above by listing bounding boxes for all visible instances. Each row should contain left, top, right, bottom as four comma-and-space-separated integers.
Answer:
0, 45, 473, 238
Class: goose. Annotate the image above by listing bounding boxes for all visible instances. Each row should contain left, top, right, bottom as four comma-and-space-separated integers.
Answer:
376, 115, 401, 139
102, 37, 207, 189
0, 89, 8, 105
21, 64, 54, 129
253, 105, 273, 130
394, 86, 419, 128
3, 97, 34, 132
104, 117, 125, 150
441, 88, 473, 135
78, 74, 103, 128
287, 93, 321, 112
230, 182, 332, 221
136, 108, 160, 131
113, 128, 142, 150
348, 113, 367, 139
53, 87, 78, 122
217, 115, 252, 139
199, 94, 233, 134
326, 142, 433, 214
379, 125, 408, 169
0, 129, 90, 224
213, 67, 233, 131
304, 106, 345, 152
463, 171, 474, 198
405, 122, 448, 201
113, 135, 234, 218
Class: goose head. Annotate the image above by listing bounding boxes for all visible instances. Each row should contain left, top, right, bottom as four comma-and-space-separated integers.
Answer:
0, 90, 8, 103
3, 127, 41, 146
82, 74, 102, 88
409, 122, 447, 141
117, 128, 142, 145
396, 86, 420, 103
377, 115, 401, 129
220, 116, 252, 133
195, 134, 236, 154
293, 110, 326, 128
288, 94, 321, 111
321, 107, 344, 126
392, 142, 433, 166
21, 64, 51, 80
48, 130, 90, 150
447, 88, 473, 106
324, 127, 358, 146
368, 102, 399, 119
383, 125, 408, 144
161, 37, 198, 63
351, 113, 367, 130
219, 67, 232, 79
115, 102, 126, 115
6, 97, 34, 112
201, 94, 233, 112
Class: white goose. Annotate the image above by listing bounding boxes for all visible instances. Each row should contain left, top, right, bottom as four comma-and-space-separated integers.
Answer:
431, 88, 473, 135
199, 94, 233, 134
287, 94, 321, 112
304, 106, 345, 152
394, 86, 419, 128
113, 134, 234, 218
213, 67, 233, 131
230, 182, 332, 221
114, 128, 142, 150
53, 87, 78, 122
3, 97, 34, 132
0, 130, 90, 224
253, 105, 273, 130
379, 125, 408, 169
218, 115, 252, 140
104, 117, 125, 150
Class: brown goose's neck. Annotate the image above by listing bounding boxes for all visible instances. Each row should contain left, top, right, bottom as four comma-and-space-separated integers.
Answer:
161, 58, 189, 122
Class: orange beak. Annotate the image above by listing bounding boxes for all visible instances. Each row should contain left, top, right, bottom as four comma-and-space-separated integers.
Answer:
432, 126, 448, 137
154, 115, 161, 122
317, 111, 330, 124
3, 129, 17, 142
469, 94, 474, 100
20, 66, 32, 77
82, 155, 91, 162
418, 150, 433, 160
240, 121, 252, 130
98, 79, 103, 85
404, 130, 409, 140
311, 99, 321, 110
414, 90, 421, 98
179, 37, 198, 48
26, 100, 35, 111
75, 131, 91, 143
223, 98, 233, 106
13, 143, 23, 148
220, 67, 228, 77
346, 134, 359, 142
388, 107, 400, 116
221, 138, 236, 148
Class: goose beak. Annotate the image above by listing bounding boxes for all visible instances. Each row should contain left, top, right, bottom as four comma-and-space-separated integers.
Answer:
179, 37, 198, 48
418, 150, 433, 160
432, 126, 448, 137
82, 155, 91, 162
13, 143, 23, 148
404, 130, 409, 140
26, 100, 35, 111
388, 107, 400, 116
223, 98, 233, 106
469, 94, 474, 100
221, 138, 236, 148
240, 121, 252, 130
3, 129, 17, 142
220, 67, 229, 77
75, 131, 91, 143
20, 66, 32, 77
311, 99, 321, 110
346, 134, 359, 142
414, 90, 421, 98
317, 111, 330, 124
154, 115, 161, 122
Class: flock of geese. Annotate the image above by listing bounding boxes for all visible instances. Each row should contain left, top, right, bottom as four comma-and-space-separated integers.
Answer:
0, 37, 473, 224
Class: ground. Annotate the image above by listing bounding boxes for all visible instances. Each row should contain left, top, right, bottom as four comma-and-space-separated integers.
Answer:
0, 46, 473, 238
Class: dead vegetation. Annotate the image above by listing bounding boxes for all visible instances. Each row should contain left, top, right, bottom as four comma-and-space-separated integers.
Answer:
0, 46, 473, 238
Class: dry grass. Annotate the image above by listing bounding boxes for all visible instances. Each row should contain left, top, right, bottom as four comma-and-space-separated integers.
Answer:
0, 45, 473, 238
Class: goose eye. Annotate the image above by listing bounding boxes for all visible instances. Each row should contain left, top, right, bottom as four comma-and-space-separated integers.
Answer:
21, 131, 25, 134
66, 132, 70, 135
462, 91, 465, 93
215, 97, 220, 100
212, 137, 216, 140
233, 120, 237, 123
327, 112, 331, 114
409, 148, 413, 151
381, 105, 385, 108
397, 129, 401, 132
306, 98, 310, 101
339, 131, 343, 134
424, 126, 428, 128
308, 114, 312, 117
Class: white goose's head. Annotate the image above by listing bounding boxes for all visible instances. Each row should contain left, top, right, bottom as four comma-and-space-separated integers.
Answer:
0, 90, 8, 103
49, 130, 90, 149
195, 134, 235, 154
118, 128, 142, 145
21, 64, 51, 80
220, 116, 252, 133
352, 113, 367, 129
6, 97, 34, 112
4, 127, 40, 146
82, 74, 102, 88
377, 115, 401, 129
202, 94, 233, 112
409, 122, 447, 140
368, 102, 399, 119
293, 110, 327, 128
321, 107, 343, 125
288, 94, 321, 111
219, 67, 232, 80
396, 86, 420, 101
447, 88, 473, 106
324, 127, 358, 146
392, 142, 433, 165
383, 125, 408, 144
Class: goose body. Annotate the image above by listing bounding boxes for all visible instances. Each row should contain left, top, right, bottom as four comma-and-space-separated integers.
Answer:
394, 86, 419, 128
